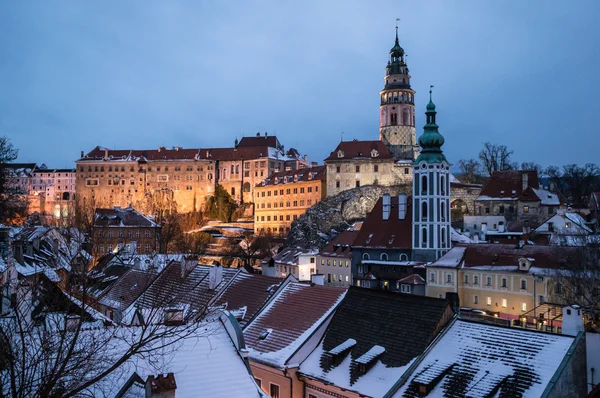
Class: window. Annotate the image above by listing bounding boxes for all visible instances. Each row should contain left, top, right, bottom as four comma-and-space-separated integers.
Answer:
565, 222, 571, 229
355, 165, 360, 173
380, 253, 388, 261
336, 181, 340, 188
485, 207, 490, 214
555, 283, 563, 295
401, 284, 411, 294
474, 275, 479, 285
502, 298, 507, 308
421, 200, 428, 220
464, 274, 469, 284
255, 378, 262, 389
501, 278, 507, 288
446, 274, 452, 283
362, 253, 370, 260
355, 181, 360, 188
486, 276, 492, 286
430, 272, 435, 282
521, 302, 527, 312
486, 296, 492, 306
473, 295, 479, 305
374, 165, 379, 172
521, 280, 527, 290
269, 383, 280, 398
523, 206, 529, 213
499, 205, 504, 214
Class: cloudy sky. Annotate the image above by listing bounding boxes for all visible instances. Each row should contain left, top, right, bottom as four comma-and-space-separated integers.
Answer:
1, 1, 599, 169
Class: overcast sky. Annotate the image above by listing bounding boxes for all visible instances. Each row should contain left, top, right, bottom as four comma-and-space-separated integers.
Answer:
1, 1, 599, 169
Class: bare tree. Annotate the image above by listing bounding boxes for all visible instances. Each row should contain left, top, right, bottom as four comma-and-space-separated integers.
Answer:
0, 234, 213, 397
520, 161, 543, 174
547, 240, 600, 325
0, 136, 28, 225
478, 142, 517, 176
545, 163, 600, 208
456, 158, 483, 183
226, 232, 279, 271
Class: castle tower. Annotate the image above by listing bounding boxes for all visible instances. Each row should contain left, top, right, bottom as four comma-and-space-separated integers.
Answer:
379, 26, 418, 160
412, 89, 451, 262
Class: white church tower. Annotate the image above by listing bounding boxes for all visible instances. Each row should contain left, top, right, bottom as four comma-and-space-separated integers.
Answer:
412, 88, 451, 262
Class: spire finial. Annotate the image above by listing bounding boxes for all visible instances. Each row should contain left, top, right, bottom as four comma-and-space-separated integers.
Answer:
429, 85, 434, 101
395, 18, 400, 42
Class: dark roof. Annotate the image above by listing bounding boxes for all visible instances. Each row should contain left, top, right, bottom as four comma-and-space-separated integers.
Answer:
213, 273, 282, 326
353, 195, 412, 249
202, 146, 274, 161
317, 288, 452, 378
592, 192, 600, 210
238, 135, 280, 149
98, 269, 159, 310
257, 166, 326, 187
244, 283, 345, 366
33, 168, 76, 173
320, 230, 360, 259
324, 140, 394, 162
398, 274, 425, 285
93, 207, 159, 228
478, 170, 540, 200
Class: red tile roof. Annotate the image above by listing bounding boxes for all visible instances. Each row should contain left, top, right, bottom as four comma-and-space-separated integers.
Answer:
353, 195, 412, 249
460, 244, 581, 269
213, 273, 282, 326
478, 170, 540, 200
324, 140, 393, 162
257, 166, 326, 187
397, 274, 425, 285
319, 230, 360, 259
244, 283, 346, 367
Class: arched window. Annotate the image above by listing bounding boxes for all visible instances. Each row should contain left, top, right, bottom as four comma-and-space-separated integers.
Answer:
441, 227, 446, 247
441, 201, 446, 221
230, 165, 234, 174
399, 253, 408, 262
243, 182, 251, 192
440, 175, 446, 194
62, 192, 70, 201
380, 253, 388, 261
362, 253, 370, 260
421, 201, 428, 220
235, 165, 239, 174
422, 228, 427, 247
421, 175, 428, 194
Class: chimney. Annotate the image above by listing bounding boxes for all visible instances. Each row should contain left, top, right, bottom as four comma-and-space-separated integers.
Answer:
398, 193, 408, 220
13, 242, 24, 264
522, 172, 529, 191
80, 150, 84, 158
498, 222, 505, 233
561, 305, 584, 336
181, 256, 197, 278
208, 264, 223, 290
445, 292, 460, 315
382, 194, 391, 220
104, 148, 109, 161
256, 132, 260, 137
311, 274, 325, 286
145, 373, 177, 398
264, 132, 268, 137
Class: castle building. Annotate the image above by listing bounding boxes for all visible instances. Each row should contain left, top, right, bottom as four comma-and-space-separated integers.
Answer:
75, 133, 308, 216
379, 25, 419, 161
412, 90, 451, 262
253, 166, 326, 236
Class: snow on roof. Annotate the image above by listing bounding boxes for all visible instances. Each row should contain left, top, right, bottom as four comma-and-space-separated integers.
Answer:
450, 227, 473, 243
91, 317, 266, 397
565, 212, 593, 232
428, 247, 466, 268
329, 338, 357, 355
532, 188, 561, 206
354, 345, 385, 365
393, 319, 576, 397
243, 283, 346, 369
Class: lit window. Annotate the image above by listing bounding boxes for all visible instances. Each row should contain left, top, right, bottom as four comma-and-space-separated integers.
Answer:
486, 296, 492, 306
523, 206, 529, 213
521, 302, 527, 312
502, 298, 507, 308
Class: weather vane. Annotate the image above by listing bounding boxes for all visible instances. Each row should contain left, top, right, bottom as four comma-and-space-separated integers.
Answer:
430, 85, 434, 100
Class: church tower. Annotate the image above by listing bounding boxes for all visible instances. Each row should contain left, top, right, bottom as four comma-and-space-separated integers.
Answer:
412, 89, 451, 262
379, 26, 418, 160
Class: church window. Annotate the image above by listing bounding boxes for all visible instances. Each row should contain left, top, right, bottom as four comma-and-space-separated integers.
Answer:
441, 227, 447, 247
421, 201, 428, 220
422, 228, 427, 246
421, 175, 427, 194
440, 175, 446, 194
440, 202, 446, 221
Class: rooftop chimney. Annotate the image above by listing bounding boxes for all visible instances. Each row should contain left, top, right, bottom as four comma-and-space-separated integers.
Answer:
561, 305, 584, 336
382, 194, 391, 220
398, 193, 408, 220
522, 172, 529, 191
104, 148, 109, 160
208, 264, 223, 290
80, 150, 84, 158
145, 373, 177, 398
181, 256, 197, 278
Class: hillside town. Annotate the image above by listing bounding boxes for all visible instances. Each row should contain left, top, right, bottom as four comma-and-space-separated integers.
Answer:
2, 9, 600, 398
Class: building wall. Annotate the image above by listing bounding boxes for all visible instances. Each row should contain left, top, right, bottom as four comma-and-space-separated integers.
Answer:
316, 254, 352, 287
220, 158, 285, 203
474, 198, 556, 228
92, 226, 160, 256
325, 160, 412, 198
250, 361, 295, 398
545, 333, 587, 398
254, 179, 326, 236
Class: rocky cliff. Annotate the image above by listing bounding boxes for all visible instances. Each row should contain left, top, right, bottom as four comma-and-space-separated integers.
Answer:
286, 184, 411, 250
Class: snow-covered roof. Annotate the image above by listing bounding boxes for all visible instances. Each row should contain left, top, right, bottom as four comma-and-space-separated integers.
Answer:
450, 227, 473, 243
243, 283, 346, 369
428, 246, 466, 268
90, 315, 267, 397
532, 188, 561, 205
393, 319, 577, 397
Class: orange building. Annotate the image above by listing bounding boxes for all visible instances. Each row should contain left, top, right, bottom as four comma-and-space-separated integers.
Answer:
254, 166, 326, 236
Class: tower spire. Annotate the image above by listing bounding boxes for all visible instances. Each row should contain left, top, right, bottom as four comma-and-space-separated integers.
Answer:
395, 18, 399, 43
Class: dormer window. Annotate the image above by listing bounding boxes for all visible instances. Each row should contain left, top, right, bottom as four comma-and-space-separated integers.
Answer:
337, 150, 344, 158
351, 345, 385, 380
259, 328, 273, 340
371, 149, 379, 158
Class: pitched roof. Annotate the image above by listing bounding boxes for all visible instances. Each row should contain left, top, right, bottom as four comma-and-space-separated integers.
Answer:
478, 170, 540, 200
272, 247, 319, 266
238, 135, 280, 149
94, 207, 159, 228
244, 283, 346, 368
319, 230, 360, 259
299, 288, 452, 397
257, 166, 326, 187
353, 195, 412, 249
98, 269, 159, 311
397, 274, 425, 285
430, 244, 582, 270
324, 140, 394, 162
213, 273, 282, 326
394, 319, 577, 397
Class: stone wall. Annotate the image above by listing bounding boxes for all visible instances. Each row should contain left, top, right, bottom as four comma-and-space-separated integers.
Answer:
286, 184, 411, 250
